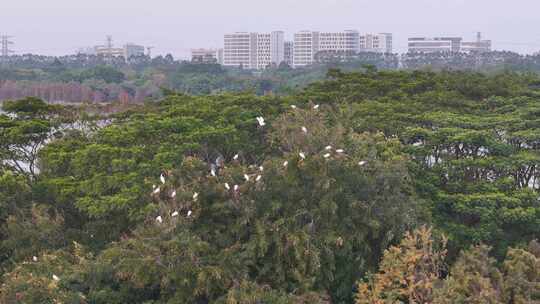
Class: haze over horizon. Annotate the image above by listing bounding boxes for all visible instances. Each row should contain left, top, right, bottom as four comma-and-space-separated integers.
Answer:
2, 0, 540, 58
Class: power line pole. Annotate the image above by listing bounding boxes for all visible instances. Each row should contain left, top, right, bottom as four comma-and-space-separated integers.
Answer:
1, 35, 14, 58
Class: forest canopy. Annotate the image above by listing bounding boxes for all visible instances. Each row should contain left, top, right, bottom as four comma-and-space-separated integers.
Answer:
0, 69, 539, 303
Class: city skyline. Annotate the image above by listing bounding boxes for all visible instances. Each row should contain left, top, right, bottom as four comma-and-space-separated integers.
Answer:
2, 0, 540, 58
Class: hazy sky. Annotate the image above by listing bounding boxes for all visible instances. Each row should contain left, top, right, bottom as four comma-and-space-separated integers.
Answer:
2, 0, 539, 58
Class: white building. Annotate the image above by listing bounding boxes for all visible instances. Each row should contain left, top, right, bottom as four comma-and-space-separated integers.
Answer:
293, 31, 319, 68
408, 37, 463, 53
191, 48, 220, 63
461, 32, 492, 53
223, 31, 285, 69
359, 33, 393, 53
124, 43, 145, 59
284, 41, 294, 66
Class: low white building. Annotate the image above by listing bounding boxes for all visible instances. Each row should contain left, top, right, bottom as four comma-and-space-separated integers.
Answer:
359, 33, 393, 53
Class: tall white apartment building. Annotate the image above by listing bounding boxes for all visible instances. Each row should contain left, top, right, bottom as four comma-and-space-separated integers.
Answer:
359, 33, 393, 53
223, 31, 285, 69
293, 30, 360, 67
293, 31, 319, 67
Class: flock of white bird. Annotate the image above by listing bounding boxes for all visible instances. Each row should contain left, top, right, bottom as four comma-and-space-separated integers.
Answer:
31, 103, 370, 283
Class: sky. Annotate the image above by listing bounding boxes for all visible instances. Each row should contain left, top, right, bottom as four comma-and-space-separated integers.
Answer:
1, 0, 540, 58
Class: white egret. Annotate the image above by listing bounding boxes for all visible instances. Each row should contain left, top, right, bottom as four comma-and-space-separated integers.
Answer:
336, 149, 345, 153
171, 190, 177, 198
153, 187, 161, 195
233, 154, 239, 160
187, 210, 192, 217
259, 166, 264, 172
323, 153, 331, 158
291, 105, 297, 109
155, 216, 163, 223
52, 274, 60, 281
313, 104, 320, 109
299, 152, 306, 159
256, 116, 266, 127
325, 145, 332, 150
244, 174, 250, 181
301, 126, 308, 133
358, 160, 367, 166
160, 174, 166, 184
256, 175, 262, 182
234, 184, 239, 191
171, 211, 179, 217
210, 168, 216, 177
32, 256, 38, 262
283, 161, 289, 167
225, 183, 230, 190
193, 192, 199, 200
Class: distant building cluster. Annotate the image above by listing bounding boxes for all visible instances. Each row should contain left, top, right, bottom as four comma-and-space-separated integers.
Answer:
77, 37, 146, 60
408, 32, 491, 54
191, 30, 394, 69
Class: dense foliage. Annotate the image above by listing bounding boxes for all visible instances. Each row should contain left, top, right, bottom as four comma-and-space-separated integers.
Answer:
0, 69, 539, 303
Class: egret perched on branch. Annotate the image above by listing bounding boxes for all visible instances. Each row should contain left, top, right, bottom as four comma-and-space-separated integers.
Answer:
301, 126, 308, 134
336, 149, 345, 154
234, 184, 239, 191
358, 160, 367, 166
259, 166, 264, 172
153, 187, 161, 195
233, 154, 239, 160
171, 190, 177, 198
160, 174, 166, 184
325, 145, 333, 151
244, 174, 250, 181
313, 104, 320, 109
291, 105, 297, 109
323, 153, 331, 158
299, 152, 306, 160
256, 116, 266, 127
171, 211, 179, 217
283, 161, 289, 167
52, 274, 60, 281
256, 175, 262, 182
224, 183, 230, 190
32, 256, 38, 262
210, 168, 216, 177
155, 216, 163, 223
187, 210, 192, 217
193, 192, 199, 200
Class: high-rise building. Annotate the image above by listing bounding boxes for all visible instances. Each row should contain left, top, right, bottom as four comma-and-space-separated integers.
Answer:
124, 43, 145, 59
284, 41, 294, 66
293, 31, 319, 68
408, 37, 463, 53
223, 31, 285, 69
359, 33, 393, 53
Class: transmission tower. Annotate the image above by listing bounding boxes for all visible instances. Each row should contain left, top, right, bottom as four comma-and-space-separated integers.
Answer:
1, 35, 14, 58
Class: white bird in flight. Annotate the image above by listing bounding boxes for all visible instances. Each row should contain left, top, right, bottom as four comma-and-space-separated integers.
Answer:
301, 126, 308, 133
225, 183, 230, 190
193, 192, 199, 200
160, 174, 166, 184
52, 274, 60, 281
256, 116, 266, 127
172, 211, 179, 217
156, 216, 163, 223
299, 152, 306, 160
